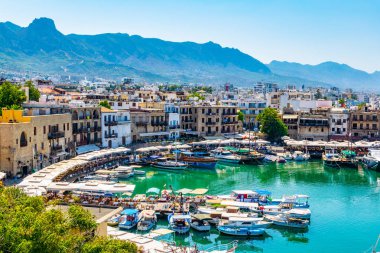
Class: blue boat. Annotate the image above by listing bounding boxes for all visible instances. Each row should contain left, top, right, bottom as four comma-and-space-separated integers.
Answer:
118, 209, 140, 230
217, 226, 266, 236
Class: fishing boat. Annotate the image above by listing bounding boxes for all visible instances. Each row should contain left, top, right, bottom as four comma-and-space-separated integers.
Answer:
118, 209, 140, 230
190, 214, 212, 231
152, 158, 188, 170
114, 166, 135, 179
284, 208, 312, 219
264, 214, 309, 228
218, 217, 272, 229
168, 214, 191, 234
323, 149, 358, 168
277, 156, 287, 163
217, 226, 266, 236
106, 214, 121, 227
134, 170, 146, 176
263, 155, 278, 163
292, 151, 310, 161
362, 149, 380, 171
180, 151, 217, 169
211, 149, 241, 164
137, 210, 157, 231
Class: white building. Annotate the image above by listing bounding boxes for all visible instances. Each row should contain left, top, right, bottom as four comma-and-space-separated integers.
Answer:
165, 103, 182, 139
329, 108, 350, 138
101, 108, 132, 148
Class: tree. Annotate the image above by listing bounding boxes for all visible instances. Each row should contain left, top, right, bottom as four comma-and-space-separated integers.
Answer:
187, 92, 205, 101
338, 98, 345, 107
99, 100, 111, 109
0, 81, 27, 109
237, 111, 244, 122
257, 108, 288, 142
314, 89, 323, 99
24, 80, 41, 101
0, 187, 137, 253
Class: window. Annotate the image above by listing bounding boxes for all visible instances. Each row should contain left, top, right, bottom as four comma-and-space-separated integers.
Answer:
67, 123, 69, 131
43, 126, 46, 134
41, 142, 44, 150
20, 132, 27, 147
63, 124, 66, 131
34, 127, 37, 136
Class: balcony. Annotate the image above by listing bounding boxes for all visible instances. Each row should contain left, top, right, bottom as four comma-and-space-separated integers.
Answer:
51, 145, 63, 151
206, 131, 217, 136
206, 121, 216, 125
183, 119, 193, 123
105, 120, 118, 126
222, 121, 238, 125
118, 119, 131, 124
222, 112, 236, 116
169, 125, 181, 129
104, 133, 118, 138
48, 131, 65, 139
136, 122, 148, 126
94, 126, 102, 131
206, 112, 217, 116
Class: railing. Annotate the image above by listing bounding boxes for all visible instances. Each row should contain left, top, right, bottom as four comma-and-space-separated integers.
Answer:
222, 112, 236, 116
105, 120, 118, 126
169, 125, 181, 129
136, 122, 148, 126
299, 123, 329, 126
206, 122, 216, 125
201, 240, 238, 253
206, 131, 216, 136
51, 145, 63, 151
183, 119, 193, 122
104, 133, 118, 138
48, 131, 65, 139
222, 121, 238, 125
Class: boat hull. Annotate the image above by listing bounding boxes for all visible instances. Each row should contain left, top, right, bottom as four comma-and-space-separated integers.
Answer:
190, 223, 211, 231
217, 226, 265, 236
152, 164, 187, 170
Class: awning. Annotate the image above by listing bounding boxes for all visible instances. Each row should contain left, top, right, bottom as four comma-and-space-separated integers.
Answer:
176, 188, 193, 195
139, 132, 170, 137
0, 172, 6, 180
190, 188, 208, 195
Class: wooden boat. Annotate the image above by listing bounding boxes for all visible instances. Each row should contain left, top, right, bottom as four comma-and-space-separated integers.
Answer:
362, 149, 380, 171
190, 214, 212, 231
118, 209, 139, 230
212, 150, 241, 164
284, 208, 311, 219
323, 149, 357, 168
106, 214, 120, 227
292, 151, 310, 161
218, 217, 272, 229
168, 214, 191, 234
180, 151, 217, 169
217, 226, 266, 236
264, 214, 309, 228
137, 210, 157, 231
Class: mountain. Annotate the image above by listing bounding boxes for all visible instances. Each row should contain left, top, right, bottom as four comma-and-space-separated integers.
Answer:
0, 17, 271, 83
268, 61, 380, 90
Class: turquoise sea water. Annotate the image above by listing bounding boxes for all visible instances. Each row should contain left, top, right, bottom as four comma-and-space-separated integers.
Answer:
126, 161, 380, 253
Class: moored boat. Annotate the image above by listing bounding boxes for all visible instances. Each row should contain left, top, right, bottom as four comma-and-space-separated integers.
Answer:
190, 214, 212, 232
218, 217, 272, 229
217, 226, 266, 236
292, 151, 310, 161
362, 149, 380, 171
152, 159, 188, 170
212, 149, 241, 164
168, 214, 191, 234
118, 209, 140, 230
137, 210, 157, 231
264, 214, 309, 228
106, 214, 121, 227
180, 151, 217, 169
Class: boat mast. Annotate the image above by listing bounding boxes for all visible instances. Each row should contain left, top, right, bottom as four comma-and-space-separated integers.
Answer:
248, 116, 251, 153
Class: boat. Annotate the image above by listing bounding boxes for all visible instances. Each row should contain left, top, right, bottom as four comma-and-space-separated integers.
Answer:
362, 149, 380, 171
114, 166, 135, 179
284, 208, 311, 219
137, 210, 157, 231
217, 226, 266, 236
118, 209, 140, 230
106, 214, 121, 227
190, 214, 212, 231
168, 214, 191, 234
263, 155, 278, 163
292, 151, 310, 161
237, 150, 265, 165
277, 156, 287, 163
134, 170, 146, 176
218, 217, 272, 229
264, 214, 309, 228
152, 158, 188, 170
323, 149, 358, 168
212, 149, 241, 164
180, 151, 217, 169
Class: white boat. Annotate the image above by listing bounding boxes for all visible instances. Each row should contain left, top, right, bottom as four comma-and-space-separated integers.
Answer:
292, 151, 310, 161
137, 210, 157, 231
363, 149, 380, 171
106, 214, 121, 227
134, 170, 146, 176
118, 209, 140, 230
190, 214, 212, 232
264, 214, 309, 228
284, 208, 311, 219
114, 166, 135, 179
283, 152, 293, 160
212, 150, 241, 164
218, 217, 272, 229
152, 160, 188, 170
168, 214, 191, 234
263, 155, 278, 163
257, 204, 293, 216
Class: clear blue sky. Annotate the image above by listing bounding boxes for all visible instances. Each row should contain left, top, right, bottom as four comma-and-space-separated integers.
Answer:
1, 0, 380, 73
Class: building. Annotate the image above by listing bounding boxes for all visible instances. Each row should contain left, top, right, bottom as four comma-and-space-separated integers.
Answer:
328, 108, 350, 140
165, 103, 182, 140
297, 114, 329, 141
349, 107, 380, 141
101, 108, 132, 148
180, 104, 241, 137
239, 99, 266, 129
0, 109, 73, 176
282, 114, 299, 140
71, 106, 102, 147
130, 108, 168, 143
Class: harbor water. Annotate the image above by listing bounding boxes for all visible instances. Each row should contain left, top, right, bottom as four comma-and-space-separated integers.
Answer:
125, 160, 380, 253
